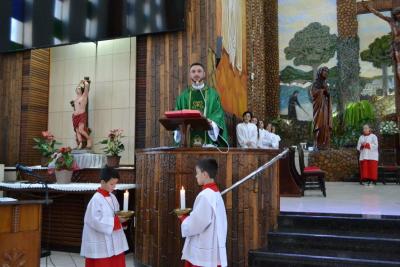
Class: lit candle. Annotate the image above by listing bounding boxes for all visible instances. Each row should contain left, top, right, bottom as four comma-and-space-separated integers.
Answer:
180, 186, 186, 210
123, 190, 129, 211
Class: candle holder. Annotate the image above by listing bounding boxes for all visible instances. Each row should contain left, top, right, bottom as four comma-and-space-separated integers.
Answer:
116, 210, 134, 220
173, 208, 192, 216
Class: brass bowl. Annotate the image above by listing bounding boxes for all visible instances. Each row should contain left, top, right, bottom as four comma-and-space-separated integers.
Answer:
173, 208, 192, 216
116, 210, 134, 219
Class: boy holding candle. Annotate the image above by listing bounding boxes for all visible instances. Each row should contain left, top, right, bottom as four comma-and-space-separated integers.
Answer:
81, 165, 129, 267
178, 158, 228, 267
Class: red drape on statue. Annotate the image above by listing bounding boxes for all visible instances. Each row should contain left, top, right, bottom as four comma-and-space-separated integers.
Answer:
360, 160, 378, 181
85, 253, 126, 267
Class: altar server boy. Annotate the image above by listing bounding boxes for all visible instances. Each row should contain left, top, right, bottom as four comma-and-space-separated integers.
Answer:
357, 124, 379, 185
81, 165, 129, 267
179, 158, 227, 267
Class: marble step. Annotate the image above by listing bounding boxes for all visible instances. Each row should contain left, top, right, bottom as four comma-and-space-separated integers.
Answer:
267, 232, 400, 261
278, 213, 400, 238
249, 250, 400, 267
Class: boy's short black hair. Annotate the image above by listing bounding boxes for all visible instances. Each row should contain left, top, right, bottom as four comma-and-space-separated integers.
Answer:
190, 62, 205, 70
242, 110, 253, 118
100, 165, 120, 182
196, 158, 218, 179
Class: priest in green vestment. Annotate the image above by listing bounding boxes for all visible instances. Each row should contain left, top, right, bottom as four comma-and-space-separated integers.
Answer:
174, 63, 228, 147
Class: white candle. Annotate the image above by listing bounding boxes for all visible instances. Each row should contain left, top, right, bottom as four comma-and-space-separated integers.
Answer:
123, 190, 129, 211
180, 186, 186, 209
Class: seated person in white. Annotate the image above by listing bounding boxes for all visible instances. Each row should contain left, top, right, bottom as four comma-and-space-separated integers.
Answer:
266, 124, 281, 149
257, 120, 274, 148
236, 111, 258, 148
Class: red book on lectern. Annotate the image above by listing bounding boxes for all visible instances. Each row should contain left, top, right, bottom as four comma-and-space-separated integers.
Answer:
164, 110, 202, 118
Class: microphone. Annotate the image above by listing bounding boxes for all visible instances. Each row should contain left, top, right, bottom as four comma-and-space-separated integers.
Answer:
16, 164, 33, 174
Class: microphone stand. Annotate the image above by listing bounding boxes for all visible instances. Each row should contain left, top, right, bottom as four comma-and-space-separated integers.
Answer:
17, 168, 52, 261
18, 170, 50, 205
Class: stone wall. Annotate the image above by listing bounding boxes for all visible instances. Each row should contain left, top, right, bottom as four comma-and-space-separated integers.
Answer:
308, 148, 359, 181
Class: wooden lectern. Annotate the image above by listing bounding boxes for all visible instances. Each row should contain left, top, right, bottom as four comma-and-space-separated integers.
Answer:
0, 200, 48, 267
159, 116, 211, 147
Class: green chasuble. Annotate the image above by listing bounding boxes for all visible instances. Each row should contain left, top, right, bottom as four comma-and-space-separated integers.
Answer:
175, 84, 228, 147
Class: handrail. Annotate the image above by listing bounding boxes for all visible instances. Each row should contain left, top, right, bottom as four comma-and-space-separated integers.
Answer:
221, 148, 289, 196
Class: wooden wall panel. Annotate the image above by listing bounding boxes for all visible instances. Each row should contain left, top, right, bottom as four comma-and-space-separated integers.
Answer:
0, 49, 49, 166
135, 148, 280, 267
20, 49, 50, 165
135, 37, 147, 149
0, 52, 23, 165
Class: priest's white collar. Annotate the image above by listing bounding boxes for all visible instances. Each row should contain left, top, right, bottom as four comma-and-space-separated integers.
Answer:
192, 82, 205, 90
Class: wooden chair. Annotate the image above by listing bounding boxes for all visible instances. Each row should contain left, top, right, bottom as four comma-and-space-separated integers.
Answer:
297, 145, 327, 197
378, 148, 400, 184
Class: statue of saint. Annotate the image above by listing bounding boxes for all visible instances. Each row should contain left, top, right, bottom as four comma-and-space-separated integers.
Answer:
71, 77, 92, 149
311, 67, 332, 150
363, 1, 400, 81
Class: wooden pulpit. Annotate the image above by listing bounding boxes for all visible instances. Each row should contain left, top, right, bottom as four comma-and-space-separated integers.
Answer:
159, 116, 211, 147
0, 200, 48, 267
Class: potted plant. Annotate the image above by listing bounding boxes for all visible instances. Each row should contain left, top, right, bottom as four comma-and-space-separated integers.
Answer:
33, 131, 61, 166
49, 147, 78, 183
99, 129, 125, 167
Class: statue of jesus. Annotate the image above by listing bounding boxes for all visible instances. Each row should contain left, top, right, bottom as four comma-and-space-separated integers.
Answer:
71, 77, 92, 149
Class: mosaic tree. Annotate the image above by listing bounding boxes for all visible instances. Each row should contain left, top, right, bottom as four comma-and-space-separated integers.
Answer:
360, 34, 393, 96
284, 22, 337, 79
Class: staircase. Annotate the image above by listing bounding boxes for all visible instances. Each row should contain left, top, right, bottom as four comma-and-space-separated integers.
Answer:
249, 212, 400, 267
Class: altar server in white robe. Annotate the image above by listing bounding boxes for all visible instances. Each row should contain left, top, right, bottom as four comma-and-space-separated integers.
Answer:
257, 120, 274, 148
178, 158, 227, 267
266, 124, 281, 149
357, 124, 379, 185
81, 166, 129, 267
236, 111, 258, 148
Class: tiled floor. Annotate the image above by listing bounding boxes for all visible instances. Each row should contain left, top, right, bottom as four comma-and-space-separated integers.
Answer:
281, 182, 400, 216
40, 251, 137, 267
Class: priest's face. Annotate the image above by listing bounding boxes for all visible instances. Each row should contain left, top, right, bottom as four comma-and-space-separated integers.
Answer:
190, 65, 205, 84
101, 178, 119, 192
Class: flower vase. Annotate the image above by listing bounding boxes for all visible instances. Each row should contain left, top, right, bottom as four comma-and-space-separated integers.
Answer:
106, 156, 121, 168
41, 156, 49, 167
55, 170, 73, 184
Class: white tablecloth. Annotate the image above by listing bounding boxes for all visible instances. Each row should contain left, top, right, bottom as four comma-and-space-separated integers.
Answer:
72, 153, 107, 169
0, 182, 135, 192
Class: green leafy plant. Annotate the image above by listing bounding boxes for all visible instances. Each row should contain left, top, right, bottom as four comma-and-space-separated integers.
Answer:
99, 129, 125, 156
332, 100, 376, 148
343, 100, 375, 128
33, 131, 61, 157
379, 121, 399, 135
50, 147, 77, 170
